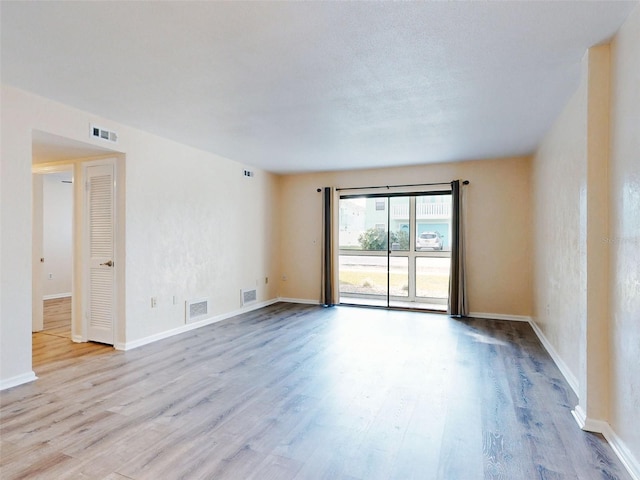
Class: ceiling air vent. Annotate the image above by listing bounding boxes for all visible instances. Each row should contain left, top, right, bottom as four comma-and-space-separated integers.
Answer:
90, 124, 118, 143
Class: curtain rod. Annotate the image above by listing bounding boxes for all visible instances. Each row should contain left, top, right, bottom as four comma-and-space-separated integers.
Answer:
334, 180, 469, 192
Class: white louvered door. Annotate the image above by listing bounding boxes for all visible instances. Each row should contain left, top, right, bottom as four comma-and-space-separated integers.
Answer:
86, 163, 115, 344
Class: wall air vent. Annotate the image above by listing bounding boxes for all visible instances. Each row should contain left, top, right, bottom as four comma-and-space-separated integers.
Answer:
241, 288, 257, 306
186, 298, 209, 323
90, 124, 118, 143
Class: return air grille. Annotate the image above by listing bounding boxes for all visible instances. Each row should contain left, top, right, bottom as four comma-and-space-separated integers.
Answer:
242, 289, 257, 306
186, 298, 209, 323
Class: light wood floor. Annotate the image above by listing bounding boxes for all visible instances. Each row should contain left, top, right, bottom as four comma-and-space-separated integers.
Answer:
1, 303, 631, 479
43, 297, 72, 337
33, 297, 113, 370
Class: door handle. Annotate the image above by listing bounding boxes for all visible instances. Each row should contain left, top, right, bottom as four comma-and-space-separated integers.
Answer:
100, 260, 114, 267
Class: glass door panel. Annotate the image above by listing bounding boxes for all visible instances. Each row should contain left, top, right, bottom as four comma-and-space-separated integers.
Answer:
339, 197, 388, 305
413, 194, 451, 311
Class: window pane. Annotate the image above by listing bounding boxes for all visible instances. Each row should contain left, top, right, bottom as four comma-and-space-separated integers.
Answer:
389, 256, 408, 297
389, 196, 410, 252
416, 257, 450, 299
415, 194, 452, 252
339, 255, 388, 297
339, 198, 388, 251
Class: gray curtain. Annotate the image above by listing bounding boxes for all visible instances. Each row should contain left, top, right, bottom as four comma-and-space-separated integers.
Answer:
322, 187, 334, 306
448, 180, 468, 317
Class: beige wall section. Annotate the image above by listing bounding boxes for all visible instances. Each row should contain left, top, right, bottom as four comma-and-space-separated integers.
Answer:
531, 52, 588, 392
582, 44, 610, 425
0, 85, 281, 387
609, 4, 640, 472
279, 157, 533, 316
533, 8, 640, 474
531, 45, 611, 418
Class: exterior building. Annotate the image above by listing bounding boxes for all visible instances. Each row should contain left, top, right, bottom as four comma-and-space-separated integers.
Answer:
340, 195, 452, 250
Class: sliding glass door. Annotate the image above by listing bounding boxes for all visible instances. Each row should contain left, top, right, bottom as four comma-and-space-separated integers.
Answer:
338, 192, 451, 310
338, 196, 391, 305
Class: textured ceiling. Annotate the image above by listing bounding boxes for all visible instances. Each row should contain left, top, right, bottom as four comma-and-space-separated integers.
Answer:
1, 1, 636, 173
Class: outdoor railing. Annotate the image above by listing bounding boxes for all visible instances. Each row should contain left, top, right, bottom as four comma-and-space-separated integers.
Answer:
390, 202, 450, 219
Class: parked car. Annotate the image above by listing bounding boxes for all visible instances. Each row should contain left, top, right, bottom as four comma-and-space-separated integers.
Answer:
416, 231, 443, 250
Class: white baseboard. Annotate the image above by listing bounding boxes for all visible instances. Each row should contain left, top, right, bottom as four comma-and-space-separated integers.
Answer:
603, 423, 640, 480
572, 405, 640, 480
464, 312, 579, 395
572, 404, 588, 429
571, 404, 610, 433
119, 297, 324, 351
528, 318, 579, 396
468, 311, 531, 322
43, 292, 72, 300
119, 298, 280, 351
468, 313, 638, 480
0, 371, 38, 391
278, 297, 321, 305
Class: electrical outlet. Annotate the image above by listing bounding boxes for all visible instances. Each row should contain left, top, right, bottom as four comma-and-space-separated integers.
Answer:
151, 297, 158, 308
282, 275, 287, 281
48, 273, 53, 280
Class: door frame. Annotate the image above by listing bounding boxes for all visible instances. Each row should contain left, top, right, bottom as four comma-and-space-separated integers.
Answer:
32, 155, 124, 346
31, 164, 75, 333
337, 189, 452, 310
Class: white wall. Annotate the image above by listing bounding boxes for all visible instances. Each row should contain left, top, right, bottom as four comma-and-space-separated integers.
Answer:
41, 173, 73, 298
0, 85, 281, 388
609, 4, 640, 474
1, 87, 35, 387
123, 135, 281, 343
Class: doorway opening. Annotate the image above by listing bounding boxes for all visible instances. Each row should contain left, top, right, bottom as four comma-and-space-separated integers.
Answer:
40, 170, 74, 339
338, 192, 452, 310
32, 130, 123, 361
